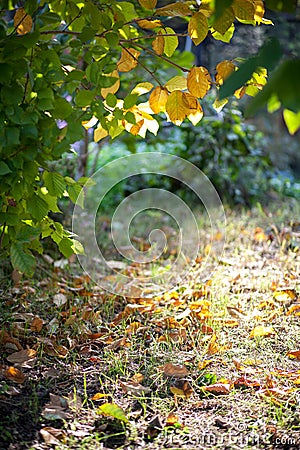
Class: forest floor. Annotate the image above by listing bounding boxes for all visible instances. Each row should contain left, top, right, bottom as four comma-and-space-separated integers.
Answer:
1, 203, 300, 450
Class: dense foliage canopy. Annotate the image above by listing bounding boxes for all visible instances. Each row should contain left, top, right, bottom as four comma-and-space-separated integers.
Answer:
0, 0, 299, 275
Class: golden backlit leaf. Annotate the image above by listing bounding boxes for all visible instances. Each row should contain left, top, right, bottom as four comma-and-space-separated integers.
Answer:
249, 325, 275, 339
117, 48, 140, 72
138, 0, 157, 9
136, 19, 162, 29
273, 289, 297, 302
152, 32, 164, 55
198, 360, 213, 370
215, 60, 236, 85
14, 8, 33, 35
165, 76, 187, 92
163, 27, 178, 57
212, 8, 235, 35
165, 412, 180, 425
162, 362, 189, 378
98, 403, 128, 422
207, 334, 219, 355
101, 70, 120, 99
155, 2, 192, 17
287, 350, 300, 360
182, 92, 203, 125
149, 86, 169, 113
232, 0, 255, 22
253, 0, 265, 23
127, 119, 144, 136
187, 66, 211, 98
188, 12, 208, 46
165, 90, 189, 125
4, 366, 25, 384
91, 393, 111, 400
202, 383, 232, 395
131, 82, 154, 96
253, 227, 268, 242
94, 126, 108, 142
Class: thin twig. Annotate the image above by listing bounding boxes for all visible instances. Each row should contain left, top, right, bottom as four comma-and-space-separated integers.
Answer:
120, 44, 163, 87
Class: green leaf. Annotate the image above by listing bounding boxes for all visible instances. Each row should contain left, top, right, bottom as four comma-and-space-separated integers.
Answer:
67, 184, 84, 208
11, 243, 35, 275
43, 171, 66, 197
106, 93, 117, 108
75, 90, 95, 107
283, 109, 300, 135
52, 97, 73, 119
211, 23, 234, 43
116, 2, 137, 21
123, 93, 138, 109
163, 27, 178, 57
27, 194, 49, 221
58, 237, 74, 257
265, 0, 296, 13
212, 0, 234, 22
0, 212, 19, 226
97, 403, 128, 422
0, 161, 12, 175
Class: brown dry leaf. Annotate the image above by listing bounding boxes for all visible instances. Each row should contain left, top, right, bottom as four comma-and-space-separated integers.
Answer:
170, 380, 193, 398
14, 8, 33, 35
206, 334, 230, 355
91, 393, 112, 401
213, 318, 239, 328
106, 337, 130, 350
44, 342, 69, 358
7, 348, 36, 364
234, 376, 261, 389
4, 366, 25, 384
42, 394, 70, 420
287, 350, 300, 360
249, 325, 275, 339
117, 48, 140, 72
30, 316, 43, 332
120, 381, 151, 396
0, 330, 23, 351
40, 427, 66, 445
125, 321, 142, 334
162, 362, 189, 378
165, 412, 180, 426
286, 303, 300, 316
202, 383, 231, 395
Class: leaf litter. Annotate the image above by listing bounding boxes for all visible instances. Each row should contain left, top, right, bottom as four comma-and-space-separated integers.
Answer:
0, 209, 300, 448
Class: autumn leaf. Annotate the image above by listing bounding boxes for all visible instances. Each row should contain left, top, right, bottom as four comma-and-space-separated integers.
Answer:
188, 12, 208, 45
215, 60, 236, 85
165, 76, 187, 92
30, 316, 43, 332
7, 348, 36, 364
165, 412, 180, 425
4, 366, 25, 384
155, 2, 192, 17
91, 393, 112, 400
187, 67, 211, 98
249, 325, 275, 339
14, 8, 33, 35
212, 8, 235, 35
198, 360, 213, 370
182, 92, 203, 125
94, 126, 108, 142
202, 382, 232, 395
232, 0, 255, 22
149, 86, 169, 113
131, 82, 154, 96
162, 362, 189, 378
98, 403, 128, 422
170, 380, 193, 398
273, 289, 297, 302
117, 48, 140, 72
253, 0, 265, 23
120, 380, 151, 396
163, 27, 178, 57
136, 19, 162, 29
138, 0, 157, 9
152, 32, 164, 55
165, 90, 189, 125
40, 427, 66, 445
287, 350, 300, 360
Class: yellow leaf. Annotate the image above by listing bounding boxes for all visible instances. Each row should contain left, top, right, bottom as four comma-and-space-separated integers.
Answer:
213, 8, 235, 35
213, 96, 228, 112
232, 0, 255, 22
126, 119, 144, 136
273, 289, 297, 302
94, 126, 108, 142
101, 70, 120, 99
14, 8, 33, 35
136, 19, 162, 29
117, 48, 140, 72
138, 0, 157, 9
234, 86, 246, 98
250, 326, 275, 339
183, 92, 203, 125
170, 381, 192, 398
215, 60, 236, 85
155, 2, 193, 17
188, 12, 208, 46
91, 393, 111, 400
198, 360, 213, 370
283, 109, 300, 135
149, 86, 169, 113
253, 0, 265, 23
287, 350, 300, 360
152, 32, 164, 55
82, 116, 98, 130
165, 90, 189, 125
98, 403, 128, 422
4, 366, 25, 384
163, 27, 178, 57
166, 412, 180, 425
187, 66, 211, 98
165, 76, 187, 92
131, 82, 154, 96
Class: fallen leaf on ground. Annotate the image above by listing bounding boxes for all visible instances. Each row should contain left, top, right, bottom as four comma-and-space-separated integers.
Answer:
170, 380, 193, 398
42, 394, 70, 420
53, 293, 68, 307
30, 316, 43, 332
162, 362, 189, 378
120, 381, 151, 396
165, 412, 181, 426
234, 376, 261, 389
40, 427, 66, 445
287, 350, 300, 360
4, 366, 25, 383
7, 348, 36, 364
249, 325, 275, 338
91, 393, 112, 401
273, 289, 297, 303
97, 403, 128, 422
201, 382, 232, 395
198, 360, 213, 370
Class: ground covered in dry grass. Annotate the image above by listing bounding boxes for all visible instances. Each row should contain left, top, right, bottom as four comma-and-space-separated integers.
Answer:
1, 205, 300, 450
